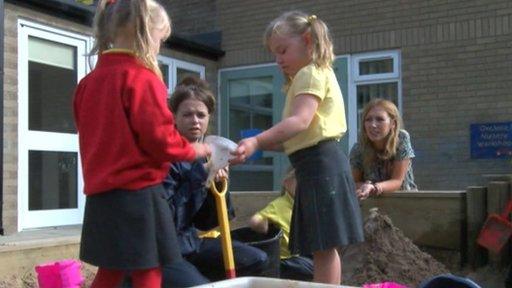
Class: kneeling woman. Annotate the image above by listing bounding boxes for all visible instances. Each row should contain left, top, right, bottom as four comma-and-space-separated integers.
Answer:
349, 98, 418, 200
163, 76, 268, 286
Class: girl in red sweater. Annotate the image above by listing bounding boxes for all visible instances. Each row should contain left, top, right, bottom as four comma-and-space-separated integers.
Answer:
73, 1, 209, 287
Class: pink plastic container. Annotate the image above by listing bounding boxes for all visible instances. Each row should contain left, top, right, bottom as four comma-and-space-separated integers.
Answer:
363, 282, 408, 288
35, 259, 84, 288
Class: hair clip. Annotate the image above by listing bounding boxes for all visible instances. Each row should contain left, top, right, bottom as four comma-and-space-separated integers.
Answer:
307, 15, 317, 24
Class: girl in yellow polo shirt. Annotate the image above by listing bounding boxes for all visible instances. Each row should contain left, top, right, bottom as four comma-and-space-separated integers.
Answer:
233, 11, 364, 285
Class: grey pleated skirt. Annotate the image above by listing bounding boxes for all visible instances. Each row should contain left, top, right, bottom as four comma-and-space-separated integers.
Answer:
80, 184, 182, 270
288, 140, 364, 255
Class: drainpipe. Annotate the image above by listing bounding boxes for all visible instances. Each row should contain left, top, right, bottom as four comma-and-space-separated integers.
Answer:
0, 0, 4, 235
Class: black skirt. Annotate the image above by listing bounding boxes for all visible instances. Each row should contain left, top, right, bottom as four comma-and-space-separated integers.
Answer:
80, 184, 181, 270
288, 140, 364, 255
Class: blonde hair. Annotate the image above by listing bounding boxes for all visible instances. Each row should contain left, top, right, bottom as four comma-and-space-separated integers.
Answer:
90, 0, 171, 79
263, 11, 335, 70
360, 99, 402, 168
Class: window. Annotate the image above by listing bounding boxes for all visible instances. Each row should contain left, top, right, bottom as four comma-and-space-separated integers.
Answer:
228, 77, 273, 143
158, 56, 205, 95
18, 20, 91, 230
219, 65, 286, 191
28, 36, 77, 134
349, 51, 401, 144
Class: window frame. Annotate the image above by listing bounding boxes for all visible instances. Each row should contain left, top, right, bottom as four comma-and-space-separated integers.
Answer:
157, 56, 205, 95
352, 50, 400, 82
218, 63, 286, 191
348, 50, 402, 147
17, 19, 92, 231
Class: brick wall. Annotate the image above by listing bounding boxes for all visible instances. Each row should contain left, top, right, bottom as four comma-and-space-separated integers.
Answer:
164, 0, 218, 35
213, 0, 512, 190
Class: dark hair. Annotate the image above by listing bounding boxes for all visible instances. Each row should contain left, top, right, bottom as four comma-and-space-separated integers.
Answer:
169, 76, 216, 114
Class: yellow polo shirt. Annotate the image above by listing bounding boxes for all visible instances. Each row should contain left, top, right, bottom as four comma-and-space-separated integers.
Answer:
282, 63, 346, 155
254, 193, 294, 259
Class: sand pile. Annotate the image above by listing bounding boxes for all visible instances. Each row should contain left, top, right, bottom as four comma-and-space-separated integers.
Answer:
343, 208, 449, 287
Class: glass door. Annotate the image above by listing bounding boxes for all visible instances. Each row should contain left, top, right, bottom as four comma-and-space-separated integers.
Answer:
220, 65, 286, 191
18, 21, 90, 230
220, 60, 350, 191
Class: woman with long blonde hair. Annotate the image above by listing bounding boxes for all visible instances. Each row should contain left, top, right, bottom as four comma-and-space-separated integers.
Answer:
349, 99, 417, 200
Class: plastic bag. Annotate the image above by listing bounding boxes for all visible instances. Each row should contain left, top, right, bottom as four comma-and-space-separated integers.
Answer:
204, 135, 237, 186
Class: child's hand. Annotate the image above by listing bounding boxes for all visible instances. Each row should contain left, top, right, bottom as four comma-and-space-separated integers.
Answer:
215, 167, 229, 182
249, 215, 268, 234
191, 142, 211, 159
229, 137, 259, 165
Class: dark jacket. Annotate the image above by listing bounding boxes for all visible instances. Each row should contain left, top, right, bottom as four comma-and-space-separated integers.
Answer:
163, 159, 235, 256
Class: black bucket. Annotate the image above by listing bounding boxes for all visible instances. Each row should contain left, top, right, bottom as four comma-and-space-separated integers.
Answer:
231, 225, 283, 278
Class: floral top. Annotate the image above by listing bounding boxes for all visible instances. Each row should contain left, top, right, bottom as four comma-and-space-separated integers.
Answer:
349, 129, 418, 191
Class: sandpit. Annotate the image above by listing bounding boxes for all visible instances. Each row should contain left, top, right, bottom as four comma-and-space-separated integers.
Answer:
1, 208, 503, 287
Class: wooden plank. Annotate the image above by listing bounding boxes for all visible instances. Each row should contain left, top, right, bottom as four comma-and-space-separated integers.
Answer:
486, 181, 511, 268
483, 174, 512, 183
466, 186, 488, 268
361, 191, 466, 250
230, 191, 280, 229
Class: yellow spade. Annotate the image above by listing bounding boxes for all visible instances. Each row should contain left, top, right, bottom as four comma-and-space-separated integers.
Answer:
209, 178, 236, 279
204, 135, 239, 279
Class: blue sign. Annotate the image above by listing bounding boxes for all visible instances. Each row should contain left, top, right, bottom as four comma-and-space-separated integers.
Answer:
240, 128, 263, 161
470, 122, 512, 159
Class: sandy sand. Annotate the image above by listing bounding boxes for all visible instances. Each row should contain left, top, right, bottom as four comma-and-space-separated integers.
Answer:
0, 209, 506, 287
342, 208, 449, 287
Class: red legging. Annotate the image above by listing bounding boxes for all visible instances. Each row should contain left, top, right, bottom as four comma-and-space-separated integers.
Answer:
91, 267, 162, 288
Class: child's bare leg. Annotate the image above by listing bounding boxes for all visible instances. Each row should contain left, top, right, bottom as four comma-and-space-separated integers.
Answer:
313, 248, 341, 284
